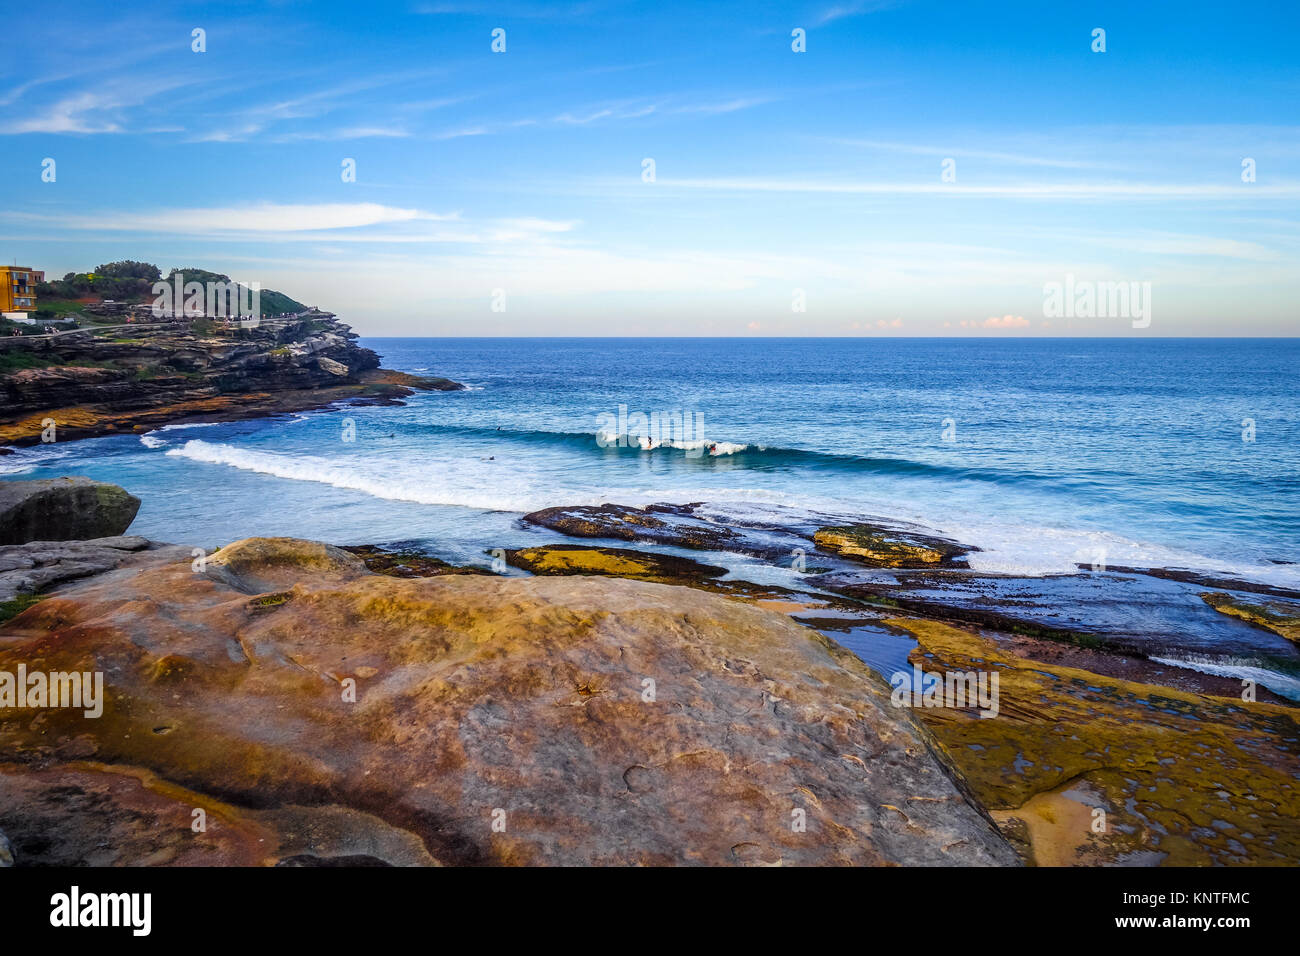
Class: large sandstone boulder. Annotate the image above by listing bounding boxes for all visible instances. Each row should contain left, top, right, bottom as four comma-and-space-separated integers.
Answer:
0, 477, 140, 545
0, 537, 1016, 866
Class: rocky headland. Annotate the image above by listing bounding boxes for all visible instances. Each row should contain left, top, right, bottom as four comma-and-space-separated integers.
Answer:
0, 309, 462, 448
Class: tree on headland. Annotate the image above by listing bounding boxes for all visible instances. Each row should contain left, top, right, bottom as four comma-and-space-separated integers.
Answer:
35, 261, 308, 316
38, 261, 163, 301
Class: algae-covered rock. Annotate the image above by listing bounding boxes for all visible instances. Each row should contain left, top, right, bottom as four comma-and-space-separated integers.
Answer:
0, 477, 140, 545
504, 544, 726, 586
1202, 591, 1300, 644
341, 544, 490, 578
888, 618, 1300, 866
813, 524, 968, 568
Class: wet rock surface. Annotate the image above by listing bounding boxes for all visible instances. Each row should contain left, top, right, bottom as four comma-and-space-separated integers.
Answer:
891, 619, 1300, 866
817, 566, 1300, 682
0, 537, 1017, 866
1202, 591, 1300, 645
504, 544, 728, 586
812, 523, 971, 568
341, 545, 491, 578
522, 503, 753, 553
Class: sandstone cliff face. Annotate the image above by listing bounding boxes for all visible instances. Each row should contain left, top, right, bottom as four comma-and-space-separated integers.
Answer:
0, 537, 1017, 866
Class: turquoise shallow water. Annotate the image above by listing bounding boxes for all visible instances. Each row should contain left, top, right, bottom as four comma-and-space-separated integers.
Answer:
3, 337, 1298, 587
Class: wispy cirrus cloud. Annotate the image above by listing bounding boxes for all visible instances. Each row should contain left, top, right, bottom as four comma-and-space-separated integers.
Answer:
833, 138, 1115, 170
651, 176, 1300, 201
0, 74, 199, 134
6, 202, 459, 234
816, 0, 903, 25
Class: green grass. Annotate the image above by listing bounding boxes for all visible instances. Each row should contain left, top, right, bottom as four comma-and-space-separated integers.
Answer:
31, 297, 89, 317
0, 593, 44, 624
0, 350, 59, 372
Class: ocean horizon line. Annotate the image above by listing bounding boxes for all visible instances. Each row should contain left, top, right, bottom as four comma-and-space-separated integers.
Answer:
353, 334, 1300, 340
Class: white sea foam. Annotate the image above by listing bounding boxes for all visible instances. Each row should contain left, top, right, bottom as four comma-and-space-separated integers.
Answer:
669, 491, 1300, 588
0, 445, 72, 475
164, 439, 584, 512
153, 435, 1298, 590
595, 430, 748, 455
155, 421, 223, 432
1151, 654, 1300, 702
139, 433, 168, 449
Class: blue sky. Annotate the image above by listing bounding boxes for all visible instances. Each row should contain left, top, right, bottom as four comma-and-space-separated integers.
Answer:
2, 0, 1298, 335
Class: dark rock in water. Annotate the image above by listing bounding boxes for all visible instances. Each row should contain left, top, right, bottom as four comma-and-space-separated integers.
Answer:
524, 503, 737, 549
813, 523, 971, 568
1202, 591, 1300, 644
522, 502, 801, 558
341, 544, 490, 577
524, 504, 980, 575
504, 544, 727, 586
0, 477, 141, 546
0, 825, 13, 866
370, 370, 464, 392
1094, 565, 1300, 601
820, 566, 1300, 686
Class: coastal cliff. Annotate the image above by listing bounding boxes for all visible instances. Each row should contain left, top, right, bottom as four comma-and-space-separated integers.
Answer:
0, 309, 461, 447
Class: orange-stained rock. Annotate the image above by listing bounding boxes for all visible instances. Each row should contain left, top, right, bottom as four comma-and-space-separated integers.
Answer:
0, 538, 1017, 866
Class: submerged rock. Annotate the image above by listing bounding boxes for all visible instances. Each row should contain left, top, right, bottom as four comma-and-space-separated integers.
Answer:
0, 477, 140, 545
1202, 592, 1300, 645
523, 503, 746, 552
0, 536, 1016, 866
341, 545, 490, 578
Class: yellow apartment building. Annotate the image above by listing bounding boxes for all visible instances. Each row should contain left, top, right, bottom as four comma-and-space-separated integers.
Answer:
0, 266, 44, 313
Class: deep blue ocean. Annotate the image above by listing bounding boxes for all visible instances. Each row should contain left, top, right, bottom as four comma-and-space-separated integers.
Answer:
4, 338, 1298, 587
